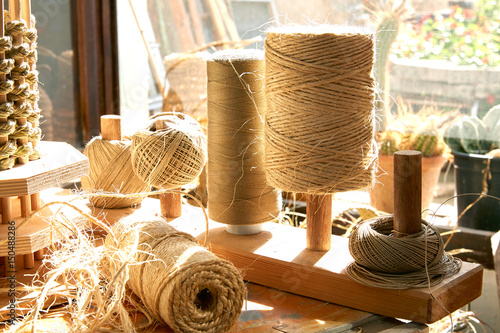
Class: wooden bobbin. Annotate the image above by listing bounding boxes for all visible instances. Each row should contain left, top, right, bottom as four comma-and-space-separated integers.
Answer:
393, 150, 422, 237
306, 194, 332, 252
155, 119, 182, 219
101, 115, 122, 141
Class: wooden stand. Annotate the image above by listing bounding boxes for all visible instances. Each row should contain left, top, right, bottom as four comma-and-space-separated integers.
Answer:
0, 141, 89, 273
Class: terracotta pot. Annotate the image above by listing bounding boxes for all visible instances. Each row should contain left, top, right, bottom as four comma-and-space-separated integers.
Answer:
369, 154, 446, 214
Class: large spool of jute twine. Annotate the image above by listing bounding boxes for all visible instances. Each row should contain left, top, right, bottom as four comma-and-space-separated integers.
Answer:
131, 112, 207, 189
264, 26, 378, 195
347, 151, 462, 289
264, 26, 377, 251
81, 115, 149, 209
207, 49, 281, 235
104, 213, 246, 332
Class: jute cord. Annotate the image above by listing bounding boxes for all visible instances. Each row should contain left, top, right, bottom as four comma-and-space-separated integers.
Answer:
131, 112, 207, 189
82, 136, 150, 209
207, 50, 281, 225
264, 28, 378, 194
346, 215, 462, 289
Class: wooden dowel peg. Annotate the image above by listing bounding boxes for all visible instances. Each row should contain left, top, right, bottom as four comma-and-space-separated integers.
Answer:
393, 150, 422, 237
156, 119, 182, 219
20, 194, 31, 218
306, 194, 332, 251
24, 253, 34, 269
1, 197, 12, 224
34, 248, 45, 260
31, 192, 40, 210
100, 115, 122, 141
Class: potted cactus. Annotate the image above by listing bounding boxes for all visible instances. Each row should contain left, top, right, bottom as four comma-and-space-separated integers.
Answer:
369, 102, 451, 214
444, 105, 500, 231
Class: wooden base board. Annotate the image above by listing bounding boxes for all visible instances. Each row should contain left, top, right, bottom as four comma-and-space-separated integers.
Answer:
89, 197, 483, 324
0, 141, 89, 197
0, 191, 90, 257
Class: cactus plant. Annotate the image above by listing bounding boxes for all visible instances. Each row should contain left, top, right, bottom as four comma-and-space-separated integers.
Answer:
444, 105, 500, 154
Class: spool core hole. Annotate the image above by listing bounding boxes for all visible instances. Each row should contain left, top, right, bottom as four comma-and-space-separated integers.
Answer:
195, 288, 216, 311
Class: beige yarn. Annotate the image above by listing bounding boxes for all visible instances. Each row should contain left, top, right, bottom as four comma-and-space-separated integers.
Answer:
207, 50, 281, 225
346, 215, 462, 289
104, 214, 246, 333
131, 112, 207, 188
264, 27, 378, 194
81, 136, 149, 208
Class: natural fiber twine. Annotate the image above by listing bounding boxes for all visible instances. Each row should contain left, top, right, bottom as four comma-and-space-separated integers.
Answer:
104, 213, 246, 333
207, 49, 281, 225
81, 136, 149, 208
264, 26, 378, 194
131, 112, 207, 189
346, 215, 462, 289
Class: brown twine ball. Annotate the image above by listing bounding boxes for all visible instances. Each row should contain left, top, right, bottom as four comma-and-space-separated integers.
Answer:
264, 26, 378, 194
104, 214, 246, 333
207, 50, 281, 225
131, 113, 207, 189
346, 215, 462, 289
81, 137, 149, 209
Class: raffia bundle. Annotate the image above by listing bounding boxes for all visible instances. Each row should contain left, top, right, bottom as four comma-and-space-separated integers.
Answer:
104, 213, 246, 332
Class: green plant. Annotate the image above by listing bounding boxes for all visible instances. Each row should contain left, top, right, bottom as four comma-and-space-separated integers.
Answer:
392, 0, 500, 67
444, 105, 500, 154
378, 101, 451, 157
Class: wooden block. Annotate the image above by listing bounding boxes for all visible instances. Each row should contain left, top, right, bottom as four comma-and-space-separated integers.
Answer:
0, 141, 89, 197
0, 190, 88, 257
167, 204, 483, 324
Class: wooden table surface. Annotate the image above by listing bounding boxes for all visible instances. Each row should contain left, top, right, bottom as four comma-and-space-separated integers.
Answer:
0, 281, 427, 333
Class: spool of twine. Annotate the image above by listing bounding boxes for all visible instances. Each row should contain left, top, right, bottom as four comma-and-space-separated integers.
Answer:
207, 49, 281, 228
131, 112, 207, 189
346, 215, 462, 289
264, 26, 378, 194
104, 214, 246, 333
81, 137, 149, 209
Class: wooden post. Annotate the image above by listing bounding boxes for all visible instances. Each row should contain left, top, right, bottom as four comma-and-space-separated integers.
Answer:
186, 0, 205, 46
156, 119, 182, 218
393, 150, 422, 237
100, 115, 121, 141
306, 194, 332, 251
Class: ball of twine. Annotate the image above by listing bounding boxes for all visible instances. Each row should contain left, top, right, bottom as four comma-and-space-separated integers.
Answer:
346, 215, 462, 289
81, 137, 149, 208
264, 26, 378, 194
131, 112, 207, 189
104, 214, 246, 333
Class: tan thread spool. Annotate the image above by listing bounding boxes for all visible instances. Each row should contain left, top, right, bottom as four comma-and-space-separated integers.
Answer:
131, 113, 207, 217
264, 26, 378, 251
207, 49, 281, 235
104, 213, 246, 332
81, 115, 149, 209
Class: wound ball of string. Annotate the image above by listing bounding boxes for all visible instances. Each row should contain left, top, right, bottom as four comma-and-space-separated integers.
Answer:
131, 113, 207, 189
348, 216, 442, 274
81, 137, 149, 209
